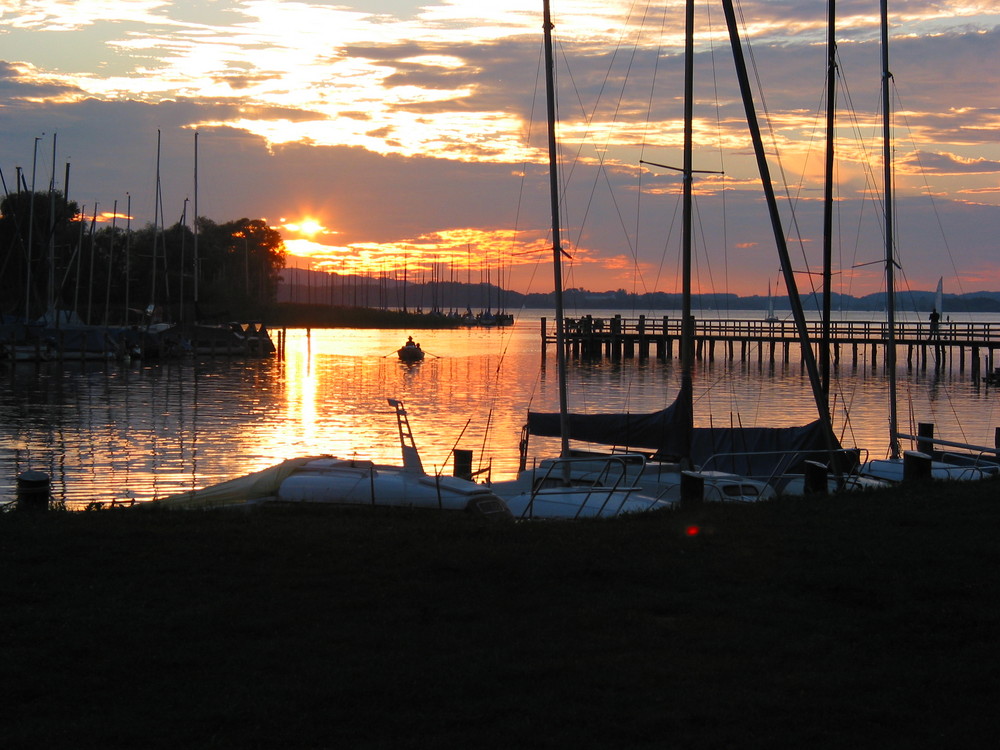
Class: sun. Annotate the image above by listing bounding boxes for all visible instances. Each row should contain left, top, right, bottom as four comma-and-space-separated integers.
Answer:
283, 217, 325, 237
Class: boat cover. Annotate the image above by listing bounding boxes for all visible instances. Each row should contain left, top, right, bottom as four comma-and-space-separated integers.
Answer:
526, 384, 843, 479
157, 456, 328, 508
526, 380, 693, 461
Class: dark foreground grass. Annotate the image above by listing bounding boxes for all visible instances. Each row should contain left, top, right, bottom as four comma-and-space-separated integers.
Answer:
3, 481, 1000, 749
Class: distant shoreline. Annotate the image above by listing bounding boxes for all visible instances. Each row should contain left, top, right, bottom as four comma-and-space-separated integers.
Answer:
276, 269, 1000, 315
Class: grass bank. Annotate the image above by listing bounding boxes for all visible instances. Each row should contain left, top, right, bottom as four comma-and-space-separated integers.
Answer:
3, 481, 1000, 748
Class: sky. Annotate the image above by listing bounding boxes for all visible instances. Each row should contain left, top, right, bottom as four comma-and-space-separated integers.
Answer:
1, 0, 999, 299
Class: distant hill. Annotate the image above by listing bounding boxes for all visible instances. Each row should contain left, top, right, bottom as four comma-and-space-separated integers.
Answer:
277, 268, 1000, 313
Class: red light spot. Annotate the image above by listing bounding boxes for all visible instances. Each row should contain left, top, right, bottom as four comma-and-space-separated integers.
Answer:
685, 525, 700, 537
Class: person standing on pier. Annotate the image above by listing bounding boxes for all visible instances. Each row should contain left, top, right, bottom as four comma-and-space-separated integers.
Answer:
929, 308, 940, 339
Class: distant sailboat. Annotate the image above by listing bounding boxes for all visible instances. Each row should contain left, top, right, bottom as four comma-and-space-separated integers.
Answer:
764, 279, 779, 322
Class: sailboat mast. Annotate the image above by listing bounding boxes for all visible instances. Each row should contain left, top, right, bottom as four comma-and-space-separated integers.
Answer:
881, 0, 900, 459
193, 130, 199, 320
680, 0, 695, 431
543, 0, 570, 457
821, 0, 837, 404
721, 0, 832, 433
150, 129, 161, 317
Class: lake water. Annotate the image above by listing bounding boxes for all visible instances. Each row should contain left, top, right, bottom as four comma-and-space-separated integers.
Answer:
4, 308, 1000, 508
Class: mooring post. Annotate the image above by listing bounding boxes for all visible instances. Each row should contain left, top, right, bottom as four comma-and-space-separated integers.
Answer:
16, 470, 50, 513
917, 422, 935, 458
680, 471, 704, 506
453, 449, 473, 480
903, 451, 932, 483
803, 461, 828, 496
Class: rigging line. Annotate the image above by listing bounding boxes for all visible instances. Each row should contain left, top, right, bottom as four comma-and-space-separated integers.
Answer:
732, 0, 811, 278
555, 9, 650, 271
692, 193, 721, 306
702, 0, 733, 304
829, 43, 872, 300
892, 104, 965, 297
636, 1, 673, 298
784, 76, 839, 305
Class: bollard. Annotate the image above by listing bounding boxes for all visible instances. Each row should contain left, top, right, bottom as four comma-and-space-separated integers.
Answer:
453, 449, 473, 481
917, 422, 935, 458
680, 471, 704, 506
17, 470, 51, 513
803, 461, 828, 496
902, 451, 933, 483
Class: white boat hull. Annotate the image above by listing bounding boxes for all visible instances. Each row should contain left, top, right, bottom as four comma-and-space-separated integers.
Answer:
278, 458, 508, 516
860, 458, 988, 483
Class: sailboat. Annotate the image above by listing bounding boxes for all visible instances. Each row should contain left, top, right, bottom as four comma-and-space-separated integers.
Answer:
157, 399, 513, 518
857, 3, 987, 484
515, 0, 865, 501
764, 280, 779, 322
486, 0, 672, 518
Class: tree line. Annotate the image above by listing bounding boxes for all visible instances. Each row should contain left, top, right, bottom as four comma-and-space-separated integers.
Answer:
0, 190, 286, 325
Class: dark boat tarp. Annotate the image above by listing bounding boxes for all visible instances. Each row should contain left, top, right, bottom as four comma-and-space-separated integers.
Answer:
689, 420, 845, 478
526, 384, 844, 479
527, 381, 692, 461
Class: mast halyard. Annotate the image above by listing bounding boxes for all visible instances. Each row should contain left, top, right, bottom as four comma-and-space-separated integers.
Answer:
636, 0, 719, 462
881, 0, 900, 460
542, 0, 570, 459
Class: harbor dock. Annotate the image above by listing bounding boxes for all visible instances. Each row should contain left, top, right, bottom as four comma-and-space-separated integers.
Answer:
540, 315, 1000, 377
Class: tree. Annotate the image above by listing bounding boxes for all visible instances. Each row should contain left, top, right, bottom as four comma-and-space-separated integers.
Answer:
0, 190, 83, 318
1, 191, 286, 323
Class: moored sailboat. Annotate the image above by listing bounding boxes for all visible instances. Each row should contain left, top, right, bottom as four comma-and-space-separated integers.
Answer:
514, 0, 865, 502
858, 2, 990, 484
486, 0, 672, 519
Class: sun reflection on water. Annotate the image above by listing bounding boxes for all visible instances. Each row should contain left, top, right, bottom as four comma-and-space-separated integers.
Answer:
3, 313, 1000, 508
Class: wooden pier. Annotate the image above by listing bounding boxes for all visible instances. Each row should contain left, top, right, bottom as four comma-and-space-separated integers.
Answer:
540, 314, 1000, 378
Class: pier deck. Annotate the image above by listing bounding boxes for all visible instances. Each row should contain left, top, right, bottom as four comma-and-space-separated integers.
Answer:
540, 314, 1000, 376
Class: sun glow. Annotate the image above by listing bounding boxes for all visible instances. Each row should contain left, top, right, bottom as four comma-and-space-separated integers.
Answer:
283, 217, 327, 237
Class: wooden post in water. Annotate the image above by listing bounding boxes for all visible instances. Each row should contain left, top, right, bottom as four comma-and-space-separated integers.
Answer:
917, 422, 935, 458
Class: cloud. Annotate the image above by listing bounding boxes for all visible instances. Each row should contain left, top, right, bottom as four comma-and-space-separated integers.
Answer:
1, 1, 999, 297
900, 151, 1000, 175
0, 61, 87, 102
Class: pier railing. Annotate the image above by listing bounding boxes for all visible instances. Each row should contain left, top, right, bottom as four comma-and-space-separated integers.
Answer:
546, 314, 1000, 343
540, 314, 1000, 376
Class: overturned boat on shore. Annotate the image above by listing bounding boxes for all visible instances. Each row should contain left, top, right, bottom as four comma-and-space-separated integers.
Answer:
156, 399, 511, 519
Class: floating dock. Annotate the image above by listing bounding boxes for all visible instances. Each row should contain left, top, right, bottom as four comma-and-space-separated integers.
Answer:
540, 314, 1000, 377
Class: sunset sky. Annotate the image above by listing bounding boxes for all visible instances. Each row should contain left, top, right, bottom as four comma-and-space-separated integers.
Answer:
1, 0, 998, 299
